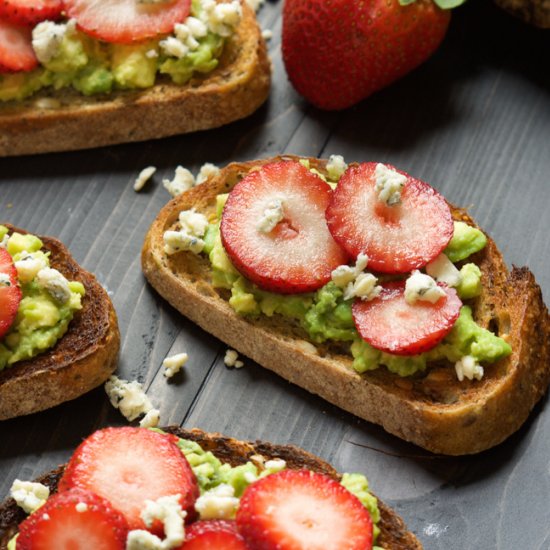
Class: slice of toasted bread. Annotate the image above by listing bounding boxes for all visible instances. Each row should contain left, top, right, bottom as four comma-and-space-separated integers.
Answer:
141, 156, 550, 455
0, 225, 119, 420
0, 3, 270, 157
0, 426, 423, 549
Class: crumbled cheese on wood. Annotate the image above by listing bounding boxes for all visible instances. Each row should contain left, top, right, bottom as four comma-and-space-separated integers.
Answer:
224, 349, 244, 368
134, 166, 157, 192
104, 376, 157, 422
163, 353, 189, 378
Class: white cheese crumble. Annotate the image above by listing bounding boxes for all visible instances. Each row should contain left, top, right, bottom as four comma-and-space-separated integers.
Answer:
32, 20, 72, 64
326, 154, 348, 181
257, 199, 284, 233
295, 340, 318, 355
134, 166, 157, 192
195, 163, 221, 185
159, 36, 190, 59
163, 209, 209, 256
195, 484, 240, 520
163, 352, 189, 378
10, 480, 50, 514
0, 273, 11, 287
14, 252, 48, 283
141, 495, 186, 549
104, 376, 156, 422
200, 0, 242, 37
426, 253, 462, 288
374, 163, 407, 206
332, 253, 381, 301
261, 28, 273, 40
126, 530, 164, 550
35, 267, 72, 304
139, 408, 161, 429
264, 458, 286, 472
455, 355, 484, 382
145, 49, 159, 59
75, 502, 88, 513
404, 270, 446, 305
224, 349, 243, 368
163, 166, 195, 197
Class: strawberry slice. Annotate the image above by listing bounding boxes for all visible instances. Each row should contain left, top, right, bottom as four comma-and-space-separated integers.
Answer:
0, 19, 38, 73
64, 0, 191, 44
236, 469, 373, 550
17, 488, 129, 550
220, 161, 349, 294
181, 520, 249, 549
352, 281, 462, 355
59, 427, 199, 531
0, 248, 22, 339
326, 162, 454, 273
0, 0, 63, 27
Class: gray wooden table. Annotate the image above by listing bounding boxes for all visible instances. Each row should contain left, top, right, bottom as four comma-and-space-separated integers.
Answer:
1, 1, 549, 548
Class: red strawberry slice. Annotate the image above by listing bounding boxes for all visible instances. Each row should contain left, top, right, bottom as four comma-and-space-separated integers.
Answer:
352, 281, 462, 355
181, 520, 249, 549
0, 248, 22, 339
64, 0, 191, 44
0, 0, 63, 27
326, 162, 454, 273
236, 469, 373, 550
220, 161, 349, 294
17, 488, 129, 550
59, 427, 199, 531
0, 20, 38, 73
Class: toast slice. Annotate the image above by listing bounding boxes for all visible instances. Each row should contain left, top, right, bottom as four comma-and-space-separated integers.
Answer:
0, 224, 119, 420
0, 426, 423, 549
141, 156, 550, 455
0, 3, 270, 157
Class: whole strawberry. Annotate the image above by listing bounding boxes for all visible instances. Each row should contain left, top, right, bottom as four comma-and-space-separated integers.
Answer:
282, 0, 457, 110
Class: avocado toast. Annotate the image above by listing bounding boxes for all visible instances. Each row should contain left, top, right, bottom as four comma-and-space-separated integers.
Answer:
0, 426, 422, 549
0, 0, 270, 156
0, 224, 119, 420
141, 156, 550, 455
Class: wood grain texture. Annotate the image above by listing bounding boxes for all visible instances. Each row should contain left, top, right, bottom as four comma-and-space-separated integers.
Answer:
0, 0, 549, 548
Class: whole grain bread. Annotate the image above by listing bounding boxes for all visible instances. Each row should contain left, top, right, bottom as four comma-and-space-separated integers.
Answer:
0, 426, 423, 549
0, 225, 120, 420
0, 3, 270, 157
141, 156, 550, 455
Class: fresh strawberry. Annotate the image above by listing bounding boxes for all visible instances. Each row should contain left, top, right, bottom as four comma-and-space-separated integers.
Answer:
0, 19, 38, 73
352, 281, 461, 355
181, 520, 249, 549
326, 162, 453, 273
0, 248, 21, 339
59, 427, 199, 531
220, 161, 348, 294
236, 469, 373, 550
17, 488, 129, 550
0, 0, 63, 27
64, 0, 191, 44
282, 0, 454, 110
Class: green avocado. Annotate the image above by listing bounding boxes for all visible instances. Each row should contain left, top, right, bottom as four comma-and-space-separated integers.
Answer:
445, 221, 487, 263
206, 207, 511, 378
0, 0, 228, 102
173, 433, 381, 538
0, 226, 85, 371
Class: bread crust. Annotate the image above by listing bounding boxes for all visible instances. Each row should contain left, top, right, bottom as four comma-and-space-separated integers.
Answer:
0, 225, 120, 420
141, 156, 550, 455
0, 3, 270, 157
0, 426, 423, 549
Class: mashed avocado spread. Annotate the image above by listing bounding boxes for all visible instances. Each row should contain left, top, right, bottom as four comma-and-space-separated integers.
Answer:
201, 180, 511, 379
0, 0, 228, 102
0, 226, 84, 370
